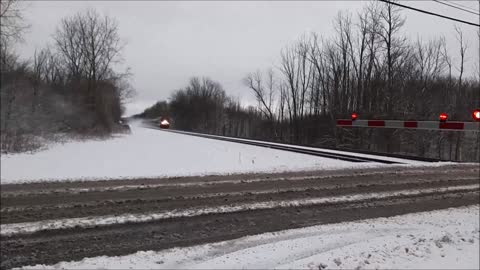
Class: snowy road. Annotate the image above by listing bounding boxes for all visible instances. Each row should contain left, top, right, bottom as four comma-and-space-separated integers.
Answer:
1, 164, 478, 269
21, 206, 480, 270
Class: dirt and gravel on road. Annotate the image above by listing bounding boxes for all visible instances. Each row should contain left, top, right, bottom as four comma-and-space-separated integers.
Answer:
1, 164, 479, 269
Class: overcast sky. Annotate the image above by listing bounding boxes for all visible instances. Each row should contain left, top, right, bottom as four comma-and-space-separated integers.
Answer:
17, 0, 480, 114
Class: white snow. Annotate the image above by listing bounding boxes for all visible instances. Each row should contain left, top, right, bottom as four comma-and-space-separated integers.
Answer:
0, 122, 428, 184
3, 184, 478, 236
20, 205, 480, 270
169, 129, 437, 164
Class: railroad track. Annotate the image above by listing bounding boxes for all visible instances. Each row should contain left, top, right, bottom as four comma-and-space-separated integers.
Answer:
144, 125, 401, 164
1, 164, 479, 269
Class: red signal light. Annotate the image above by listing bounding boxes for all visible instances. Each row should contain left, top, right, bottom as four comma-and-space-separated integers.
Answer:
351, 112, 358, 121
439, 112, 448, 122
473, 109, 480, 122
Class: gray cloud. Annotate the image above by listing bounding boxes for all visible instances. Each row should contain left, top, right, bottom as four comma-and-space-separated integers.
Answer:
17, 1, 480, 110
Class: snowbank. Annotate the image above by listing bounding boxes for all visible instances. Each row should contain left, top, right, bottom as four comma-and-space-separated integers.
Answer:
20, 205, 480, 269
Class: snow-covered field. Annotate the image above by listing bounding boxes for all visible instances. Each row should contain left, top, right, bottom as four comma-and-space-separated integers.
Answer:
21, 205, 480, 270
1, 122, 428, 184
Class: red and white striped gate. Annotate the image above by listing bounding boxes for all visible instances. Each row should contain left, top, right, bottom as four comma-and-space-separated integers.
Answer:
336, 119, 480, 131
337, 110, 480, 131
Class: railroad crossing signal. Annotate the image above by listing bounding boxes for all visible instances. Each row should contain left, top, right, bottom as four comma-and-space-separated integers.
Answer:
439, 113, 448, 122
351, 112, 358, 121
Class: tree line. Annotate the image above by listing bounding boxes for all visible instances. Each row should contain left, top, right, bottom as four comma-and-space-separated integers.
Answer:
1, 1, 132, 153
140, 1, 479, 161
137, 77, 264, 139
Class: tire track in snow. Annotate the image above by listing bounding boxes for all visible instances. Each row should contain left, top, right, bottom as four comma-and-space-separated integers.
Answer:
2, 177, 477, 213
2, 184, 478, 236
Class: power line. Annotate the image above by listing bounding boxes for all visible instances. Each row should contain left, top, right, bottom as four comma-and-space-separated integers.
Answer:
377, 0, 480, 27
438, 0, 480, 15
433, 0, 480, 16
447, 0, 480, 13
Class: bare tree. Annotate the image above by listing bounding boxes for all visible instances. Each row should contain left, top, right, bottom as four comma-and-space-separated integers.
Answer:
280, 45, 299, 141
453, 26, 468, 160
54, 9, 126, 129
0, 0, 28, 47
31, 48, 50, 113
43, 50, 62, 85
243, 70, 276, 122
308, 33, 330, 116
244, 69, 278, 137
54, 9, 123, 83
378, 0, 406, 115
454, 26, 467, 90
54, 17, 84, 80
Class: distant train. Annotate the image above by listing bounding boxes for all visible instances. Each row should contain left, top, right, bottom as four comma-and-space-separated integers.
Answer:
159, 117, 170, 129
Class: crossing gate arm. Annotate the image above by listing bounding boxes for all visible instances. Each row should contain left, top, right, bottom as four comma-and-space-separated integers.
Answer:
336, 119, 480, 132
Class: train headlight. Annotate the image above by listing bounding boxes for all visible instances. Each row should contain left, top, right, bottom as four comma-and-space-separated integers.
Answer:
473, 109, 480, 122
